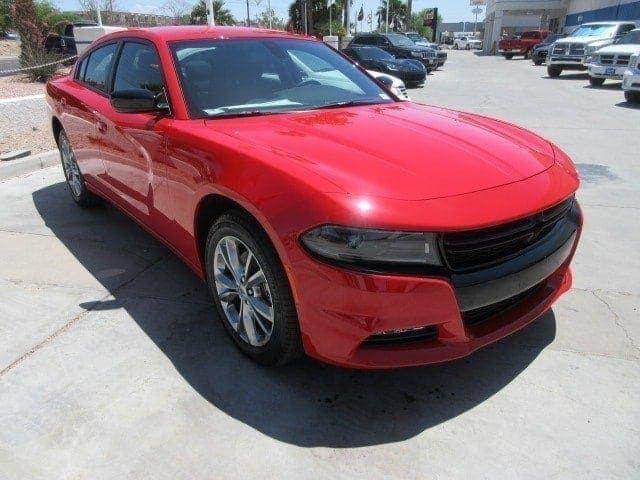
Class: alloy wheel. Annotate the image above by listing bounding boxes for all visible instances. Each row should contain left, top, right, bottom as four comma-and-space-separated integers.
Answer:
59, 134, 83, 198
213, 235, 274, 347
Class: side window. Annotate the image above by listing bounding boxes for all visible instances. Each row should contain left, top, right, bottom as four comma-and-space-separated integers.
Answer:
112, 42, 164, 95
75, 56, 88, 81
84, 43, 117, 93
619, 24, 635, 36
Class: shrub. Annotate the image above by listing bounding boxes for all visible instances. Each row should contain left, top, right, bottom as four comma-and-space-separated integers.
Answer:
21, 48, 61, 82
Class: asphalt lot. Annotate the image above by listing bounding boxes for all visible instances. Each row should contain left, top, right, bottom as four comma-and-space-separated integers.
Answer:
1, 50, 639, 479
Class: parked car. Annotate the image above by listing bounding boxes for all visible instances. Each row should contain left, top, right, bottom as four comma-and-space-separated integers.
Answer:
47, 27, 582, 369
498, 30, 550, 59
453, 36, 482, 50
531, 33, 566, 65
348, 32, 438, 72
587, 28, 640, 86
548, 21, 637, 78
367, 69, 410, 100
622, 53, 640, 102
343, 46, 426, 86
44, 21, 98, 57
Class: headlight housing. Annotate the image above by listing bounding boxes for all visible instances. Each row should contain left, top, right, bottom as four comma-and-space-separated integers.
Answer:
385, 63, 399, 71
410, 50, 423, 58
301, 225, 442, 266
631, 53, 640, 69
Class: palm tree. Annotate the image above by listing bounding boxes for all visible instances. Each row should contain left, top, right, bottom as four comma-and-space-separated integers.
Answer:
190, 0, 236, 25
376, 0, 406, 31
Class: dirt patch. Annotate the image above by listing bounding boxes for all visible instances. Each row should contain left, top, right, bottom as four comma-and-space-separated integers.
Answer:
0, 126, 56, 156
0, 40, 20, 57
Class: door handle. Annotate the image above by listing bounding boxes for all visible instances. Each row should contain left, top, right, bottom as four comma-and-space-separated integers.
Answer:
96, 120, 107, 134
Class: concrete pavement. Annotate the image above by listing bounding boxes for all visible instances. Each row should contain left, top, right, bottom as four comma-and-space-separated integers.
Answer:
0, 50, 638, 479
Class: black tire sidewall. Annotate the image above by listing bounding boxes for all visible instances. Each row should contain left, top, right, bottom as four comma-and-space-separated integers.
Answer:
58, 130, 92, 206
205, 215, 298, 365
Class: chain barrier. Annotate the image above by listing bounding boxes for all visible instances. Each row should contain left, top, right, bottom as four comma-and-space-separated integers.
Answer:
0, 55, 77, 77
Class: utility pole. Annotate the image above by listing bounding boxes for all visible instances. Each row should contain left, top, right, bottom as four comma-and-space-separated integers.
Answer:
345, 0, 350, 35
407, 0, 412, 27
246, 0, 250, 26
385, 0, 389, 33
206, 0, 215, 26
268, 0, 272, 28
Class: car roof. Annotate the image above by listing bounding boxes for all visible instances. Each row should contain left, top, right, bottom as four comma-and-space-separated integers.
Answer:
581, 21, 636, 26
96, 26, 310, 44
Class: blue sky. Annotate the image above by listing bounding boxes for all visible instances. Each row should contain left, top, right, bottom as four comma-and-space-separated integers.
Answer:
53, 0, 482, 28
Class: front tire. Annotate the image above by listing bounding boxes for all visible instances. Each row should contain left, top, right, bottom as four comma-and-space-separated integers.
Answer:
205, 212, 302, 366
625, 90, 640, 103
533, 58, 543, 66
547, 65, 562, 78
589, 76, 605, 87
57, 130, 100, 207
504, 53, 514, 60
453, 44, 459, 50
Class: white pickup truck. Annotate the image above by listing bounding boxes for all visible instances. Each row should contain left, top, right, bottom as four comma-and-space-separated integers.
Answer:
547, 21, 637, 78
588, 28, 640, 86
622, 53, 640, 102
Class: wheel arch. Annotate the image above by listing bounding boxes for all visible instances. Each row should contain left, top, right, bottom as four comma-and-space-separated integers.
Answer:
51, 116, 64, 145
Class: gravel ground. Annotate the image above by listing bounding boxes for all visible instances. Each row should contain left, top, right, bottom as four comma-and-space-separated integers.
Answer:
0, 40, 20, 57
0, 75, 46, 99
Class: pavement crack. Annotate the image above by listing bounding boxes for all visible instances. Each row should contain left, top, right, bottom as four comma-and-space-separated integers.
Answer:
0, 254, 170, 377
591, 290, 640, 356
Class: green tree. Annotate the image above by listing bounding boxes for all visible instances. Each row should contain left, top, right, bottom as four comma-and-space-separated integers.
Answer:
254, 9, 285, 29
376, 0, 406, 32
1, 0, 12, 36
12, 0, 44, 62
288, 0, 344, 36
407, 8, 442, 39
35, 1, 80, 35
190, 0, 235, 26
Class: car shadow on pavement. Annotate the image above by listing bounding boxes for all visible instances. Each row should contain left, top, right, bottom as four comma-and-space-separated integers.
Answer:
614, 101, 640, 109
544, 73, 589, 80
33, 181, 557, 448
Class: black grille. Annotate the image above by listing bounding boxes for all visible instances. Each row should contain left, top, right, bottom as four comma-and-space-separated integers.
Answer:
441, 197, 574, 273
462, 283, 543, 327
362, 325, 438, 347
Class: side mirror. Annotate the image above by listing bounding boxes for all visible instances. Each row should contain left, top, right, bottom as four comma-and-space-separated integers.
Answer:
110, 88, 168, 114
377, 75, 393, 87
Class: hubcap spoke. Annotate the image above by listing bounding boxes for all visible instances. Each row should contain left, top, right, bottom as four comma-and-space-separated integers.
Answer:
213, 235, 274, 347
248, 296, 274, 323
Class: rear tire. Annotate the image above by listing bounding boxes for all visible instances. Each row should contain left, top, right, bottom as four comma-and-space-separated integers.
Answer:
524, 49, 531, 59
453, 44, 459, 50
205, 211, 302, 366
533, 58, 543, 66
504, 53, 514, 60
589, 76, 605, 87
547, 65, 562, 78
57, 130, 100, 208
625, 90, 640, 103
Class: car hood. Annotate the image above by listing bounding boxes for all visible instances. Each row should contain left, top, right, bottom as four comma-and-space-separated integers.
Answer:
556, 36, 612, 45
596, 44, 640, 54
206, 102, 556, 201
387, 58, 424, 70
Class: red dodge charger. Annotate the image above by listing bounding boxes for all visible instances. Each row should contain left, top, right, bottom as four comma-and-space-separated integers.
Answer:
46, 26, 582, 368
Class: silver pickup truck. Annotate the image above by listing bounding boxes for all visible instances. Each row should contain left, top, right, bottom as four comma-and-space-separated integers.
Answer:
588, 29, 640, 86
547, 21, 637, 78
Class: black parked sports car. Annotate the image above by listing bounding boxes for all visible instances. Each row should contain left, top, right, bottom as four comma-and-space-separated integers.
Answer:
343, 46, 427, 86
531, 33, 566, 65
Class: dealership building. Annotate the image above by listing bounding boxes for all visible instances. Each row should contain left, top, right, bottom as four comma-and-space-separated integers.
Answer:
483, 0, 640, 53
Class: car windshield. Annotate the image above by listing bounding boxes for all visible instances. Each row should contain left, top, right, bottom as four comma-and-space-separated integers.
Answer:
171, 39, 393, 117
617, 30, 640, 44
570, 24, 617, 37
386, 34, 415, 47
406, 33, 425, 42
356, 47, 395, 61
543, 34, 560, 43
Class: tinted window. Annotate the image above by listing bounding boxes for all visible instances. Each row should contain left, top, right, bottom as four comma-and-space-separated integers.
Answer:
172, 39, 392, 117
84, 43, 117, 93
520, 32, 537, 39
618, 24, 636, 36
357, 47, 394, 61
618, 30, 640, 44
352, 36, 371, 45
75, 56, 88, 80
113, 42, 164, 95
386, 34, 415, 47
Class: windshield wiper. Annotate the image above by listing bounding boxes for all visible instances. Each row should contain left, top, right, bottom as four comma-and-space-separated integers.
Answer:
207, 109, 279, 118
314, 99, 385, 110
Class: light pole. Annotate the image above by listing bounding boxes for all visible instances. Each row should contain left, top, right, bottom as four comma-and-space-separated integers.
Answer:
385, 0, 389, 33
206, 0, 215, 26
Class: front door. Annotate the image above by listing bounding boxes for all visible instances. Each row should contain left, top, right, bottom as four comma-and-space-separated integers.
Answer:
96, 40, 169, 226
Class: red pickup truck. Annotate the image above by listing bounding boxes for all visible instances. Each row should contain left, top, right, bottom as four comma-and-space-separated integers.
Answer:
498, 30, 551, 59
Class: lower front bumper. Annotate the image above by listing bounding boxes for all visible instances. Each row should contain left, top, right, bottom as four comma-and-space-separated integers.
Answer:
549, 56, 587, 70
588, 64, 626, 80
622, 70, 640, 91
292, 208, 581, 369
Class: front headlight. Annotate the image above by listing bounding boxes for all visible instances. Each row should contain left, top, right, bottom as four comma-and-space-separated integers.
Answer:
410, 50, 422, 58
385, 63, 399, 71
631, 53, 640, 69
301, 225, 442, 266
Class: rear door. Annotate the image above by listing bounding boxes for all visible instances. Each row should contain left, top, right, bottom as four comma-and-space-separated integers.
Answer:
95, 39, 171, 227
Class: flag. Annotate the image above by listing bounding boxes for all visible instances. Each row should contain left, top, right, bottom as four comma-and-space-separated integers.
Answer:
357, 6, 364, 21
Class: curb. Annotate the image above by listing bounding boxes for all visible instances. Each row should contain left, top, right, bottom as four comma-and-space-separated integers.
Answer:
0, 150, 59, 181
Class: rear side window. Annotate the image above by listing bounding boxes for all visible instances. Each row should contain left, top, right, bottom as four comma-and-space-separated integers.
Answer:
84, 43, 117, 93
75, 56, 88, 80
112, 42, 164, 95
521, 32, 537, 39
